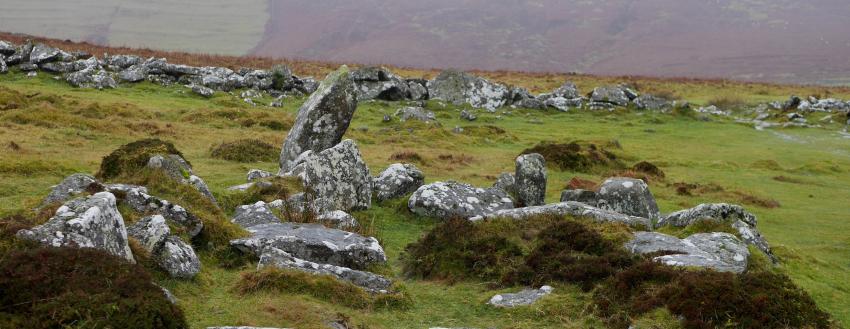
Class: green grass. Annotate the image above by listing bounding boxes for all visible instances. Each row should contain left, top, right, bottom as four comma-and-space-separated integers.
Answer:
1, 71, 849, 328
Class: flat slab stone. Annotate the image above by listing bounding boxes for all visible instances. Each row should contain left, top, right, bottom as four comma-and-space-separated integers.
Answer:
488, 286, 553, 307
230, 222, 386, 270
625, 231, 749, 273
232, 201, 281, 228
258, 247, 392, 292
472, 201, 652, 230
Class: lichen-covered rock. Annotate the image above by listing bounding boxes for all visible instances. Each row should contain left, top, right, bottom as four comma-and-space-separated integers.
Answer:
625, 231, 749, 273
0, 56, 6, 74
42, 173, 98, 206
659, 203, 775, 262
408, 181, 515, 219
127, 215, 170, 253
488, 286, 553, 307
372, 163, 424, 201
394, 106, 436, 122
0, 41, 15, 56
17, 192, 134, 262
230, 222, 386, 270
156, 236, 201, 279
634, 94, 672, 111
289, 140, 371, 211
559, 189, 600, 205
492, 172, 516, 197
471, 201, 652, 229
232, 201, 281, 228
591, 86, 630, 107
146, 154, 217, 204
428, 70, 510, 112
247, 169, 273, 182
350, 66, 410, 101
515, 154, 546, 206
279, 66, 357, 172
316, 210, 359, 229
258, 247, 391, 292
460, 109, 477, 121
191, 84, 214, 97
119, 186, 204, 238
28, 43, 59, 64
597, 178, 661, 220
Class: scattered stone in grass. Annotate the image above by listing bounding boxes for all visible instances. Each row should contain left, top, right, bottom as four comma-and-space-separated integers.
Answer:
488, 285, 553, 307
210, 139, 277, 162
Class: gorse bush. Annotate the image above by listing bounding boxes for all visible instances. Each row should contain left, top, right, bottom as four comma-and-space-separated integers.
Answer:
210, 139, 278, 162
0, 247, 187, 329
98, 138, 187, 179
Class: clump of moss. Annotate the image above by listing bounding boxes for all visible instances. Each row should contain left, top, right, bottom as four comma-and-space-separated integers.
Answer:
235, 268, 411, 310
0, 247, 188, 328
210, 139, 277, 163
521, 141, 624, 173
593, 261, 832, 329
97, 138, 187, 180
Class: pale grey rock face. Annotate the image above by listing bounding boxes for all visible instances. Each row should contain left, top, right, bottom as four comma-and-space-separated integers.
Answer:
17, 192, 134, 262
659, 203, 775, 262
106, 55, 142, 69
289, 140, 372, 212
408, 181, 515, 219
488, 286, 553, 307
230, 222, 386, 270
372, 163, 425, 202
471, 201, 652, 229
42, 173, 98, 206
350, 66, 410, 101
542, 96, 582, 111
510, 87, 545, 110
515, 154, 546, 207
0, 41, 15, 56
146, 154, 217, 204
634, 94, 672, 111
65, 65, 118, 90
279, 66, 357, 172
127, 215, 170, 253
247, 169, 273, 182
407, 79, 429, 101
559, 189, 599, 206
591, 86, 630, 107
232, 201, 281, 228
427, 70, 511, 112
118, 64, 148, 82
625, 231, 750, 273
29, 43, 59, 64
316, 210, 359, 229
597, 178, 661, 221
492, 172, 516, 197
191, 84, 214, 97
156, 235, 201, 279
118, 185, 204, 238
395, 106, 436, 122
258, 247, 391, 292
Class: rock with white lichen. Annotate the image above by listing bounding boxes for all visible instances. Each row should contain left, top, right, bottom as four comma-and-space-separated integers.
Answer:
408, 181, 515, 219
624, 231, 750, 273
372, 163, 425, 202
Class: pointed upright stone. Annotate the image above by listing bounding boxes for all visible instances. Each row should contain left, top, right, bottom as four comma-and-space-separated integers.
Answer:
515, 154, 546, 206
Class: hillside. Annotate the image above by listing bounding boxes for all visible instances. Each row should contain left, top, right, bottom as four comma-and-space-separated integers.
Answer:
1, 37, 850, 328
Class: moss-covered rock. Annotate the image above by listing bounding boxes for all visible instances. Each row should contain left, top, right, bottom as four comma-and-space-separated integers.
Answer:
97, 139, 188, 180
210, 139, 277, 163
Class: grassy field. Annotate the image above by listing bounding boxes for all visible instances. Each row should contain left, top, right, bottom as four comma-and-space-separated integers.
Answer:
1, 68, 849, 328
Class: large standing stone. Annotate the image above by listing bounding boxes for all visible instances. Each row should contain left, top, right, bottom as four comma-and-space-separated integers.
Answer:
427, 70, 511, 112
372, 163, 425, 201
559, 189, 600, 205
230, 222, 386, 270
488, 286, 553, 307
634, 94, 672, 111
625, 231, 749, 273
597, 178, 661, 220
515, 154, 546, 206
658, 203, 775, 262
17, 192, 134, 262
471, 201, 652, 229
408, 181, 515, 219
258, 247, 392, 292
279, 66, 357, 173
42, 173, 98, 206
288, 140, 371, 211
0, 41, 15, 56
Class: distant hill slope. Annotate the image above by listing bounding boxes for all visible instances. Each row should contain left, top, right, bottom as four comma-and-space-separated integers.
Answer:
251, 0, 850, 85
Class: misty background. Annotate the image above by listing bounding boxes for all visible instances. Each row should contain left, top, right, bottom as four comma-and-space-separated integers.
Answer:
2, 0, 849, 85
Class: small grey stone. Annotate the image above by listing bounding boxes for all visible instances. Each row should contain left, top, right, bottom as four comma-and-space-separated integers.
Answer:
559, 189, 599, 206
488, 286, 553, 307
247, 169, 273, 182
156, 235, 201, 279
372, 163, 425, 201
395, 106, 436, 122
42, 173, 98, 206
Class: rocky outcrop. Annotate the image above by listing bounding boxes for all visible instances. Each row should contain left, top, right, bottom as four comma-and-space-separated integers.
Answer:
247, 169, 273, 182
658, 203, 775, 261
488, 286, 553, 307
471, 201, 652, 229
127, 215, 200, 279
559, 189, 600, 205
428, 70, 510, 112
408, 181, 515, 219
41, 173, 98, 206
591, 86, 630, 107
350, 66, 410, 101
634, 94, 672, 111
515, 154, 546, 206
372, 163, 425, 201
625, 231, 750, 273
230, 222, 386, 270
17, 192, 134, 262
596, 178, 661, 221
287, 140, 371, 211
118, 185, 205, 238
258, 247, 391, 292
279, 66, 357, 173
232, 201, 281, 228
